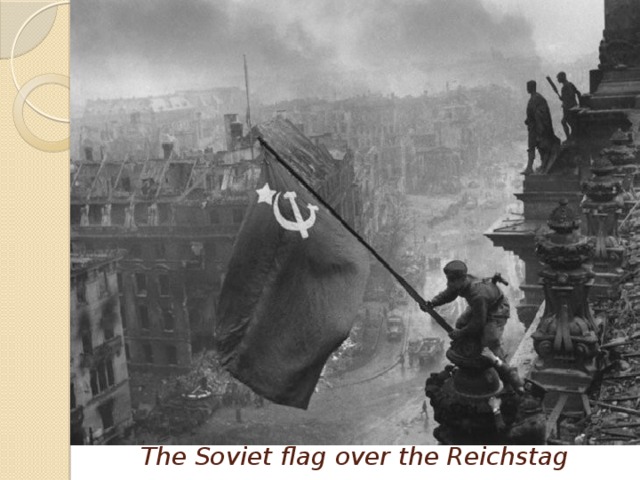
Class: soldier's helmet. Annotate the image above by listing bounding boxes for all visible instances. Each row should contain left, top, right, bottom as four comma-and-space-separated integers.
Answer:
443, 260, 467, 281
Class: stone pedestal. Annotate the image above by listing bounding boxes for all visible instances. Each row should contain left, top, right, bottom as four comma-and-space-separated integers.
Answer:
425, 331, 546, 444
517, 174, 583, 221
530, 200, 600, 404
581, 156, 625, 298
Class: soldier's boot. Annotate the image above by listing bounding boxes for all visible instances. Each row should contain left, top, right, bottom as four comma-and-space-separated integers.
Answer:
494, 362, 525, 394
482, 347, 525, 394
521, 150, 535, 175
539, 150, 550, 173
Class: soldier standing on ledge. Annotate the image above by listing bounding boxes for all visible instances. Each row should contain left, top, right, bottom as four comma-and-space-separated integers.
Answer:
421, 260, 524, 392
556, 71, 581, 141
422, 260, 510, 359
522, 80, 560, 175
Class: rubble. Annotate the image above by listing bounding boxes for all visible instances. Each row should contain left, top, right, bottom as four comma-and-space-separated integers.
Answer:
578, 209, 640, 445
134, 350, 257, 438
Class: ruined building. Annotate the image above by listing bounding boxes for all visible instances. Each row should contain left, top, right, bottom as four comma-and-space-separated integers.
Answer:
71, 116, 361, 376
74, 87, 247, 161
262, 92, 479, 198
71, 253, 133, 444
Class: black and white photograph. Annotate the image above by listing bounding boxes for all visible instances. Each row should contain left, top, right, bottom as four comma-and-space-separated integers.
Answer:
69, 0, 640, 447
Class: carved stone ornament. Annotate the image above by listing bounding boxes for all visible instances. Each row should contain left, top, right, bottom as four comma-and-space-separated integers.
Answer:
533, 199, 599, 369
536, 200, 594, 271
582, 156, 622, 203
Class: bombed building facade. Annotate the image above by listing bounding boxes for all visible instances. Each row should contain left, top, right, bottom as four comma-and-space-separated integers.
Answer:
74, 87, 247, 161
71, 253, 133, 445
71, 116, 362, 389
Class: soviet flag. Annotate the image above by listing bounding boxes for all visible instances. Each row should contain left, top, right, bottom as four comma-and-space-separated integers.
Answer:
215, 137, 369, 409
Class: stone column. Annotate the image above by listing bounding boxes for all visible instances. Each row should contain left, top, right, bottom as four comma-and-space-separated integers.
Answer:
124, 202, 136, 230
600, 0, 640, 70
80, 204, 90, 226
531, 199, 600, 393
425, 310, 545, 444
582, 156, 624, 298
600, 129, 639, 189
147, 202, 159, 226
101, 204, 112, 227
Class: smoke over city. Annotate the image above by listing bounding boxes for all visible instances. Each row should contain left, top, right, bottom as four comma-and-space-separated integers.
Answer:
72, 0, 539, 107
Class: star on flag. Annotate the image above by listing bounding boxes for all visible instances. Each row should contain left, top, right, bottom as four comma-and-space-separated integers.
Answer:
256, 183, 276, 205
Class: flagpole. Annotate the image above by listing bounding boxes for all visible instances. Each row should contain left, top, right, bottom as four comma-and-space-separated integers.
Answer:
244, 54, 254, 161
257, 136, 452, 333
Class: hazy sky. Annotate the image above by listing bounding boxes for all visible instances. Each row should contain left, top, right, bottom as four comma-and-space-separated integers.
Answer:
482, 0, 603, 60
71, 0, 604, 106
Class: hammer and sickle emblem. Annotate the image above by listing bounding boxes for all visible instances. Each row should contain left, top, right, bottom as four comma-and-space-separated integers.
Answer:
273, 191, 319, 239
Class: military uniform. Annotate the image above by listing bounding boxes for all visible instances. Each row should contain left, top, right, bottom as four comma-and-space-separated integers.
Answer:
430, 262, 510, 358
526, 92, 558, 157
522, 81, 560, 174
559, 80, 580, 139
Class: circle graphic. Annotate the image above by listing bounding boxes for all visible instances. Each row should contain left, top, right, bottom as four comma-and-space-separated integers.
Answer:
0, 2, 57, 59
13, 74, 70, 153
11, 1, 70, 124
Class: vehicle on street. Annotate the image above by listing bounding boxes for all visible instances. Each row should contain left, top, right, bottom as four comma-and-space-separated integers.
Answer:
387, 312, 405, 341
408, 337, 445, 367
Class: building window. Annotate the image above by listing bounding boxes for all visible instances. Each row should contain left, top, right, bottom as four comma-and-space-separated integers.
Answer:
129, 244, 142, 258
135, 273, 147, 296
81, 332, 92, 355
166, 345, 178, 365
71, 205, 82, 225
89, 369, 99, 396
76, 276, 87, 304
138, 305, 149, 329
120, 301, 127, 329
125, 343, 130, 361
90, 359, 115, 396
97, 399, 114, 430
158, 275, 170, 296
89, 204, 102, 224
155, 242, 166, 259
205, 242, 215, 261
209, 209, 220, 224
104, 324, 114, 340
162, 308, 175, 331
232, 208, 244, 224
142, 343, 154, 363
188, 308, 200, 329
106, 359, 115, 385
97, 271, 108, 298
71, 383, 76, 410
